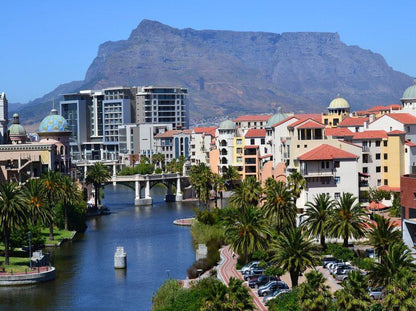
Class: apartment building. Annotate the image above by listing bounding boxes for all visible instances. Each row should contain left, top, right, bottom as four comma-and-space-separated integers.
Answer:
136, 86, 188, 130
154, 129, 192, 163
190, 127, 216, 166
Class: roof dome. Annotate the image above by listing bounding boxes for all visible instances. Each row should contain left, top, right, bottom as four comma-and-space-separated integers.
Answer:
328, 95, 350, 109
402, 79, 416, 100
266, 112, 292, 127
219, 120, 236, 130
8, 113, 26, 136
39, 108, 69, 133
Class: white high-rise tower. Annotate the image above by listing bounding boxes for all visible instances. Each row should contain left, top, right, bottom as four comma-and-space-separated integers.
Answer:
0, 92, 9, 144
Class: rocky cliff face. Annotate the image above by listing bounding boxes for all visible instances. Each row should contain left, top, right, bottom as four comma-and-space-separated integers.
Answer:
16, 19, 412, 127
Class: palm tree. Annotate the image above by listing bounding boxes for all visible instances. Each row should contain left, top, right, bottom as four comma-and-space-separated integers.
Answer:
189, 163, 213, 208
367, 214, 401, 263
262, 178, 296, 232
271, 227, 317, 287
334, 270, 371, 311
298, 270, 332, 311
151, 153, 165, 170
330, 192, 367, 247
224, 205, 270, 263
42, 170, 64, 241
21, 178, 52, 226
86, 162, 111, 209
303, 193, 334, 250
369, 242, 415, 288
225, 277, 254, 310
61, 176, 82, 231
229, 176, 262, 209
0, 182, 26, 265
383, 270, 416, 311
287, 170, 306, 206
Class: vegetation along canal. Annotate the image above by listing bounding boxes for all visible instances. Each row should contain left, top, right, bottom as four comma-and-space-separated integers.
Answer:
0, 184, 196, 311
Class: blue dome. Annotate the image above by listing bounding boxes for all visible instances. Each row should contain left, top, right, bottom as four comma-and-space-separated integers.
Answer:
39, 108, 69, 133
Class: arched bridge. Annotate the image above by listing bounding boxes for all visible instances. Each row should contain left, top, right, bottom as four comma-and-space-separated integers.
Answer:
111, 173, 188, 206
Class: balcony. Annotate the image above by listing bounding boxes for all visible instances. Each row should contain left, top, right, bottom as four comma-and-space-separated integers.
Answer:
362, 146, 370, 153
301, 168, 335, 177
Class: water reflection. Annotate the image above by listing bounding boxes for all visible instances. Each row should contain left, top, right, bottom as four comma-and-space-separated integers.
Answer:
0, 184, 196, 311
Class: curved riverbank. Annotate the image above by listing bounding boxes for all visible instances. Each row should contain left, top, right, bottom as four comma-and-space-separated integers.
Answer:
0, 266, 56, 286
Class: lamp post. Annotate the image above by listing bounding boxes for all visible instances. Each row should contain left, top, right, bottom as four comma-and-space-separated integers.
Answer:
28, 231, 32, 270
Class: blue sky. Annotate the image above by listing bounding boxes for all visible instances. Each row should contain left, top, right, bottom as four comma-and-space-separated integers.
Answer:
1, 0, 415, 103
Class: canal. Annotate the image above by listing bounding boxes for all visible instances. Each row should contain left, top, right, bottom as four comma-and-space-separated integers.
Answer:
0, 184, 197, 311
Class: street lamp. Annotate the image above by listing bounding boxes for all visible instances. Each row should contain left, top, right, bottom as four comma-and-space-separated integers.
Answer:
28, 231, 32, 270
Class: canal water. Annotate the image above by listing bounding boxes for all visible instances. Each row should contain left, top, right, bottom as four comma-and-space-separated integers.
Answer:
0, 184, 197, 311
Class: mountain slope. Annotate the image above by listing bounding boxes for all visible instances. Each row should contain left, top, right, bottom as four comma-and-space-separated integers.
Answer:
15, 19, 412, 127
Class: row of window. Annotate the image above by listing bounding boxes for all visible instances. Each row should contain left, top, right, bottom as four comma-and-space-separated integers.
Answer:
362, 166, 389, 173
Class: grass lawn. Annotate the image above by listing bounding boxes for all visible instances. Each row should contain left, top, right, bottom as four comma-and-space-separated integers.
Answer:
41, 228, 75, 245
0, 256, 30, 273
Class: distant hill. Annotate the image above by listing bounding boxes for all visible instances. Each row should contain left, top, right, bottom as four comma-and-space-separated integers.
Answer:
14, 19, 412, 128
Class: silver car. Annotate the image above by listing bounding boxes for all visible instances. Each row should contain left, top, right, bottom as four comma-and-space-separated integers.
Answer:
368, 287, 383, 300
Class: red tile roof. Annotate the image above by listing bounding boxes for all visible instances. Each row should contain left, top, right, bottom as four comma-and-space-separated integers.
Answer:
244, 145, 259, 149
298, 144, 359, 161
325, 128, 354, 137
296, 120, 325, 129
352, 130, 387, 140
154, 129, 192, 138
378, 185, 400, 192
388, 130, 406, 135
272, 114, 322, 128
233, 115, 272, 122
387, 104, 402, 110
245, 129, 266, 138
406, 140, 416, 147
368, 105, 390, 112
367, 201, 387, 211
259, 154, 272, 159
338, 117, 369, 127
193, 127, 217, 136
386, 113, 416, 125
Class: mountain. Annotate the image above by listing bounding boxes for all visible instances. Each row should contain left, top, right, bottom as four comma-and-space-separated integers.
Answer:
15, 19, 412, 128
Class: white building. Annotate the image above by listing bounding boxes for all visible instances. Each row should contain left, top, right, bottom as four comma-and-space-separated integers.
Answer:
0, 92, 8, 144
190, 127, 217, 166
154, 129, 192, 163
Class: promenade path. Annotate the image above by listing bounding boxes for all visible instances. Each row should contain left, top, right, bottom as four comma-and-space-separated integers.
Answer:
218, 246, 267, 311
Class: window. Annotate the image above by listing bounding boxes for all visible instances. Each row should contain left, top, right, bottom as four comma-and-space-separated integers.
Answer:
334, 161, 340, 168
334, 176, 340, 184
384, 179, 388, 185
376, 166, 381, 173
384, 166, 388, 172
362, 154, 369, 163
376, 140, 381, 147
261, 138, 265, 144
363, 167, 368, 173
304, 145, 307, 148
250, 139, 255, 145
377, 179, 381, 186
376, 153, 381, 160
334, 192, 340, 200
384, 153, 388, 160
237, 148, 242, 154
406, 148, 408, 153
384, 141, 388, 147
297, 145, 300, 148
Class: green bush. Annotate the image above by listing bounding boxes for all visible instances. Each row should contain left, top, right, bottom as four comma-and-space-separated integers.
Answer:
327, 243, 354, 262
268, 287, 300, 310
355, 257, 375, 271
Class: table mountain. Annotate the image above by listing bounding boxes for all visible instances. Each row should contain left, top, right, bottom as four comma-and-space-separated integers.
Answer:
15, 19, 412, 127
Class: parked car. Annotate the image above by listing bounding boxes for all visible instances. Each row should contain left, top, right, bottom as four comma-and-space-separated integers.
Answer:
365, 248, 376, 259
329, 262, 351, 275
249, 275, 279, 288
241, 261, 260, 274
332, 265, 354, 276
334, 268, 356, 282
322, 256, 338, 268
243, 268, 265, 281
262, 289, 290, 304
258, 280, 289, 297
368, 287, 383, 300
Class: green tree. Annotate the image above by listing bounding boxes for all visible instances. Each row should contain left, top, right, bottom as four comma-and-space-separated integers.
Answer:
369, 242, 415, 288
298, 270, 332, 311
230, 176, 262, 209
367, 214, 401, 264
189, 163, 213, 208
271, 227, 317, 287
21, 178, 51, 226
303, 193, 334, 250
330, 192, 367, 247
0, 182, 26, 265
61, 176, 82, 231
224, 205, 270, 263
367, 187, 390, 203
225, 277, 254, 310
151, 153, 165, 170
334, 270, 371, 311
86, 162, 111, 209
287, 170, 306, 206
262, 178, 296, 232
41, 170, 64, 241
383, 271, 416, 311
388, 193, 401, 218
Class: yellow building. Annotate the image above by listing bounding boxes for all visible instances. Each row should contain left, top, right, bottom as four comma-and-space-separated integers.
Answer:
381, 130, 405, 189
322, 95, 350, 127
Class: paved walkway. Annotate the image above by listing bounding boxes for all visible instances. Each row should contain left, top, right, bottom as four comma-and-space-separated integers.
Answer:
218, 246, 267, 311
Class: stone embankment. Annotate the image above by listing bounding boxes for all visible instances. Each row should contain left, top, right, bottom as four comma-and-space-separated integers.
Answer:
0, 266, 56, 286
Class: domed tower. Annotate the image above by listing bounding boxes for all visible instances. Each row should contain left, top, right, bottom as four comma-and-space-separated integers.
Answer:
401, 79, 416, 114
217, 120, 236, 175
323, 95, 350, 126
8, 113, 26, 144
38, 108, 72, 174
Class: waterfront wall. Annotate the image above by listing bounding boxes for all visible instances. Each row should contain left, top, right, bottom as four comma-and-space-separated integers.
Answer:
0, 267, 56, 286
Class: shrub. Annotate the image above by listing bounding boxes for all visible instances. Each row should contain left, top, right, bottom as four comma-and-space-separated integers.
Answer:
268, 287, 300, 310
327, 243, 354, 262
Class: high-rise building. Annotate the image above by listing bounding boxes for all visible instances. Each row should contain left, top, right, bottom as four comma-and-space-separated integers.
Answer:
136, 87, 188, 130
